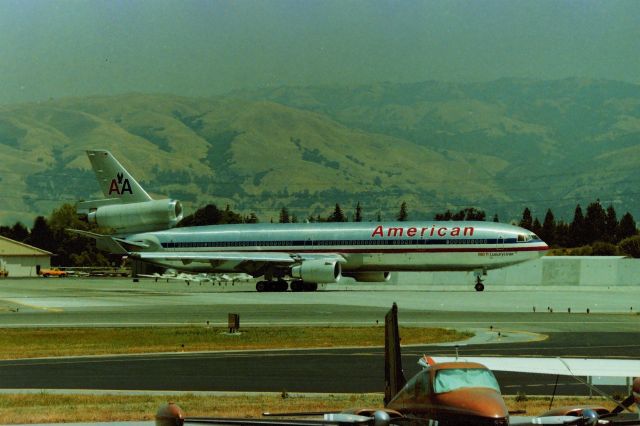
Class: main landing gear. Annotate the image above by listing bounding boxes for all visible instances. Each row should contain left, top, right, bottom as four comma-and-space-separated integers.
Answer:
255, 279, 288, 292
255, 279, 318, 292
474, 276, 485, 292
290, 280, 318, 292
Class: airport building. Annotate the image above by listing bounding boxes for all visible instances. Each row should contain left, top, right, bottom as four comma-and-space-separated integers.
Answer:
0, 235, 52, 278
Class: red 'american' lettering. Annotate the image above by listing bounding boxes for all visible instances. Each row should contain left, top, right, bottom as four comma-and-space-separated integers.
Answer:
371, 225, 474, 238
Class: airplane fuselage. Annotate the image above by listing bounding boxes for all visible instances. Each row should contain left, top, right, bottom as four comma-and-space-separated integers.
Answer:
126, 220, 548, 274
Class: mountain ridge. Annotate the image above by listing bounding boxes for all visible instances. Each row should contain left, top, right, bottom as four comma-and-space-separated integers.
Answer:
1, 78, 639, 225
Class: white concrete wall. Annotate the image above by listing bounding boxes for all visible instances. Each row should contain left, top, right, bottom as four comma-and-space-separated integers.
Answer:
0, 256, 50, 278
339, 256, 640, 289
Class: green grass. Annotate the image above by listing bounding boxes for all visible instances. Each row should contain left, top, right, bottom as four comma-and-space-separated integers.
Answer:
0, 326, 471, 359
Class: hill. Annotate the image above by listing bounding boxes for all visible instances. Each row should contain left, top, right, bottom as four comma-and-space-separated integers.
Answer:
1, 78, 639, 225
231, 78, 640, 219
0, 94, 505, 224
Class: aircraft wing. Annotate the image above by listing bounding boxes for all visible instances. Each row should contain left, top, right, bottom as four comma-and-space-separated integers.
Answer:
428, 356, 640, 377
132, 251, 346, 264
183, 416, 372, 425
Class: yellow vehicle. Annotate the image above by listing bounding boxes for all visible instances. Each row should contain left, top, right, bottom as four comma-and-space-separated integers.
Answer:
38, 268, 68, 278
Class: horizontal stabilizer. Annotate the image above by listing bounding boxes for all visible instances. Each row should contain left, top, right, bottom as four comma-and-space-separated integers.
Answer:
66, 229, 128, 254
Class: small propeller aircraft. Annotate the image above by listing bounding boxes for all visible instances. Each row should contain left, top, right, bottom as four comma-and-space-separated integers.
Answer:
139, 270, 252, 286
155, 304, 640, 426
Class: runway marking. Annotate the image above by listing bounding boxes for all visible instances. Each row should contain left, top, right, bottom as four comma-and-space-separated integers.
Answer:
0, 298, 64, 313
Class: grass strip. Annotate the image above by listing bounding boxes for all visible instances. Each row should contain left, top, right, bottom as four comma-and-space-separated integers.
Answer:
0, 326, 471, 359
0, 393, 623, 424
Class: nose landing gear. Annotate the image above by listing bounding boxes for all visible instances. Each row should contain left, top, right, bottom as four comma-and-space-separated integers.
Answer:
473, 269, 487, 292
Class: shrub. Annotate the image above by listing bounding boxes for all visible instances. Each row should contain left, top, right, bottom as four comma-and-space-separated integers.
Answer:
618, 235, 640, 258
590, 241, 619, 256
619, 235, 640, 258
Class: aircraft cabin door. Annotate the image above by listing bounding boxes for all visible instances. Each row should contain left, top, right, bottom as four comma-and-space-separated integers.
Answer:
497, 236, 504, 251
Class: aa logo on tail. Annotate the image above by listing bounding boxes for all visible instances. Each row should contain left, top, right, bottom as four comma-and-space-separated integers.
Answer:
109, 172, 133, 195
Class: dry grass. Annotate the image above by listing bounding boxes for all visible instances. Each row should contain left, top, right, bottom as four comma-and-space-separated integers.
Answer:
504, 395, 622, 414
0, 393, 625, 424
0, 326, 471, 359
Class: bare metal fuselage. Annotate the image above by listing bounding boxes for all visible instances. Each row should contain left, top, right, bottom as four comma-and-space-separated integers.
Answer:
126, 220, 548, 274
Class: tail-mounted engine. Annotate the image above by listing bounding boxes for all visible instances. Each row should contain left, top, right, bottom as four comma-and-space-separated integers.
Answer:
80, 199, 183, 235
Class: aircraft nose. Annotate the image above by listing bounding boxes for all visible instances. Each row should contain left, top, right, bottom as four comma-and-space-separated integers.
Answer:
437, 388, 509, 419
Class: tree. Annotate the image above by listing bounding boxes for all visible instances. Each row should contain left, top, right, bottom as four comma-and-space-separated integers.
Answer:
397, 201, 408, 221
0, 222, 29, 242
26, 216, 54, 252
462, 208, 485, 221
532, 218, 542, 236
245, 213, 259, 223
540, 209, 556, 245
617, 212, 637, 241
434, 207, 485, 221
584, 200, 606, 243
519, 207, 533, 230
569, 204, 586, 246
354, 202, 363, 222
434, 210, 453, 221
279, 207, 290, 223
554, 220, 571, 248
492, 213, 499, 223
178, 204, 243, 227
604, 204, 618, 243
327, 203, 346, 222
48, 203, 111, 267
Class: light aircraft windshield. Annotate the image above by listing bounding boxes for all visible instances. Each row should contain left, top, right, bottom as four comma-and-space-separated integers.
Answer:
433, 368, 501, 394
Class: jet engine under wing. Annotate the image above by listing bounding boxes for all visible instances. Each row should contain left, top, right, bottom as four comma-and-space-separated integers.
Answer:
427, 357, 640, 377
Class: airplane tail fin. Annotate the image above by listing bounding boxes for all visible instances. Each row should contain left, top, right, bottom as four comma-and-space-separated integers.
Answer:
86, 150, 152, 204
384, 302, 406, 406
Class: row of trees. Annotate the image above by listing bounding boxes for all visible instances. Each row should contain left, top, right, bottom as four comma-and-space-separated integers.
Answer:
518, 200, 637, 247
0, 204, 111, 266
277, 202, 409, 223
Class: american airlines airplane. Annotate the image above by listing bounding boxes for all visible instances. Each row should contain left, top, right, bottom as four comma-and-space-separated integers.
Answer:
73, 150, 548, 292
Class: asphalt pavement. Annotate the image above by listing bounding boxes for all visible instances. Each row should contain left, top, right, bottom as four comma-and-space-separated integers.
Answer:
0, 278, 638, 397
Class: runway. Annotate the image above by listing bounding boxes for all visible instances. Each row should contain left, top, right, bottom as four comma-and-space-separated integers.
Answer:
0, 278, 638, 396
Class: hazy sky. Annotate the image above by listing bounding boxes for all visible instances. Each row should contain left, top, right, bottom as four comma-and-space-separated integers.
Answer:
1, 0, 639, 104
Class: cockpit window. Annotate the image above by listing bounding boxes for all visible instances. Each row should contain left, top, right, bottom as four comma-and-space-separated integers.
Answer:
518, 234, 540, 242
433, 368, 501, 394
404, 370, 430, 399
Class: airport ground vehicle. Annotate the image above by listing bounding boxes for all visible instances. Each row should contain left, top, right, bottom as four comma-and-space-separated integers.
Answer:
37, 267, 68, 278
